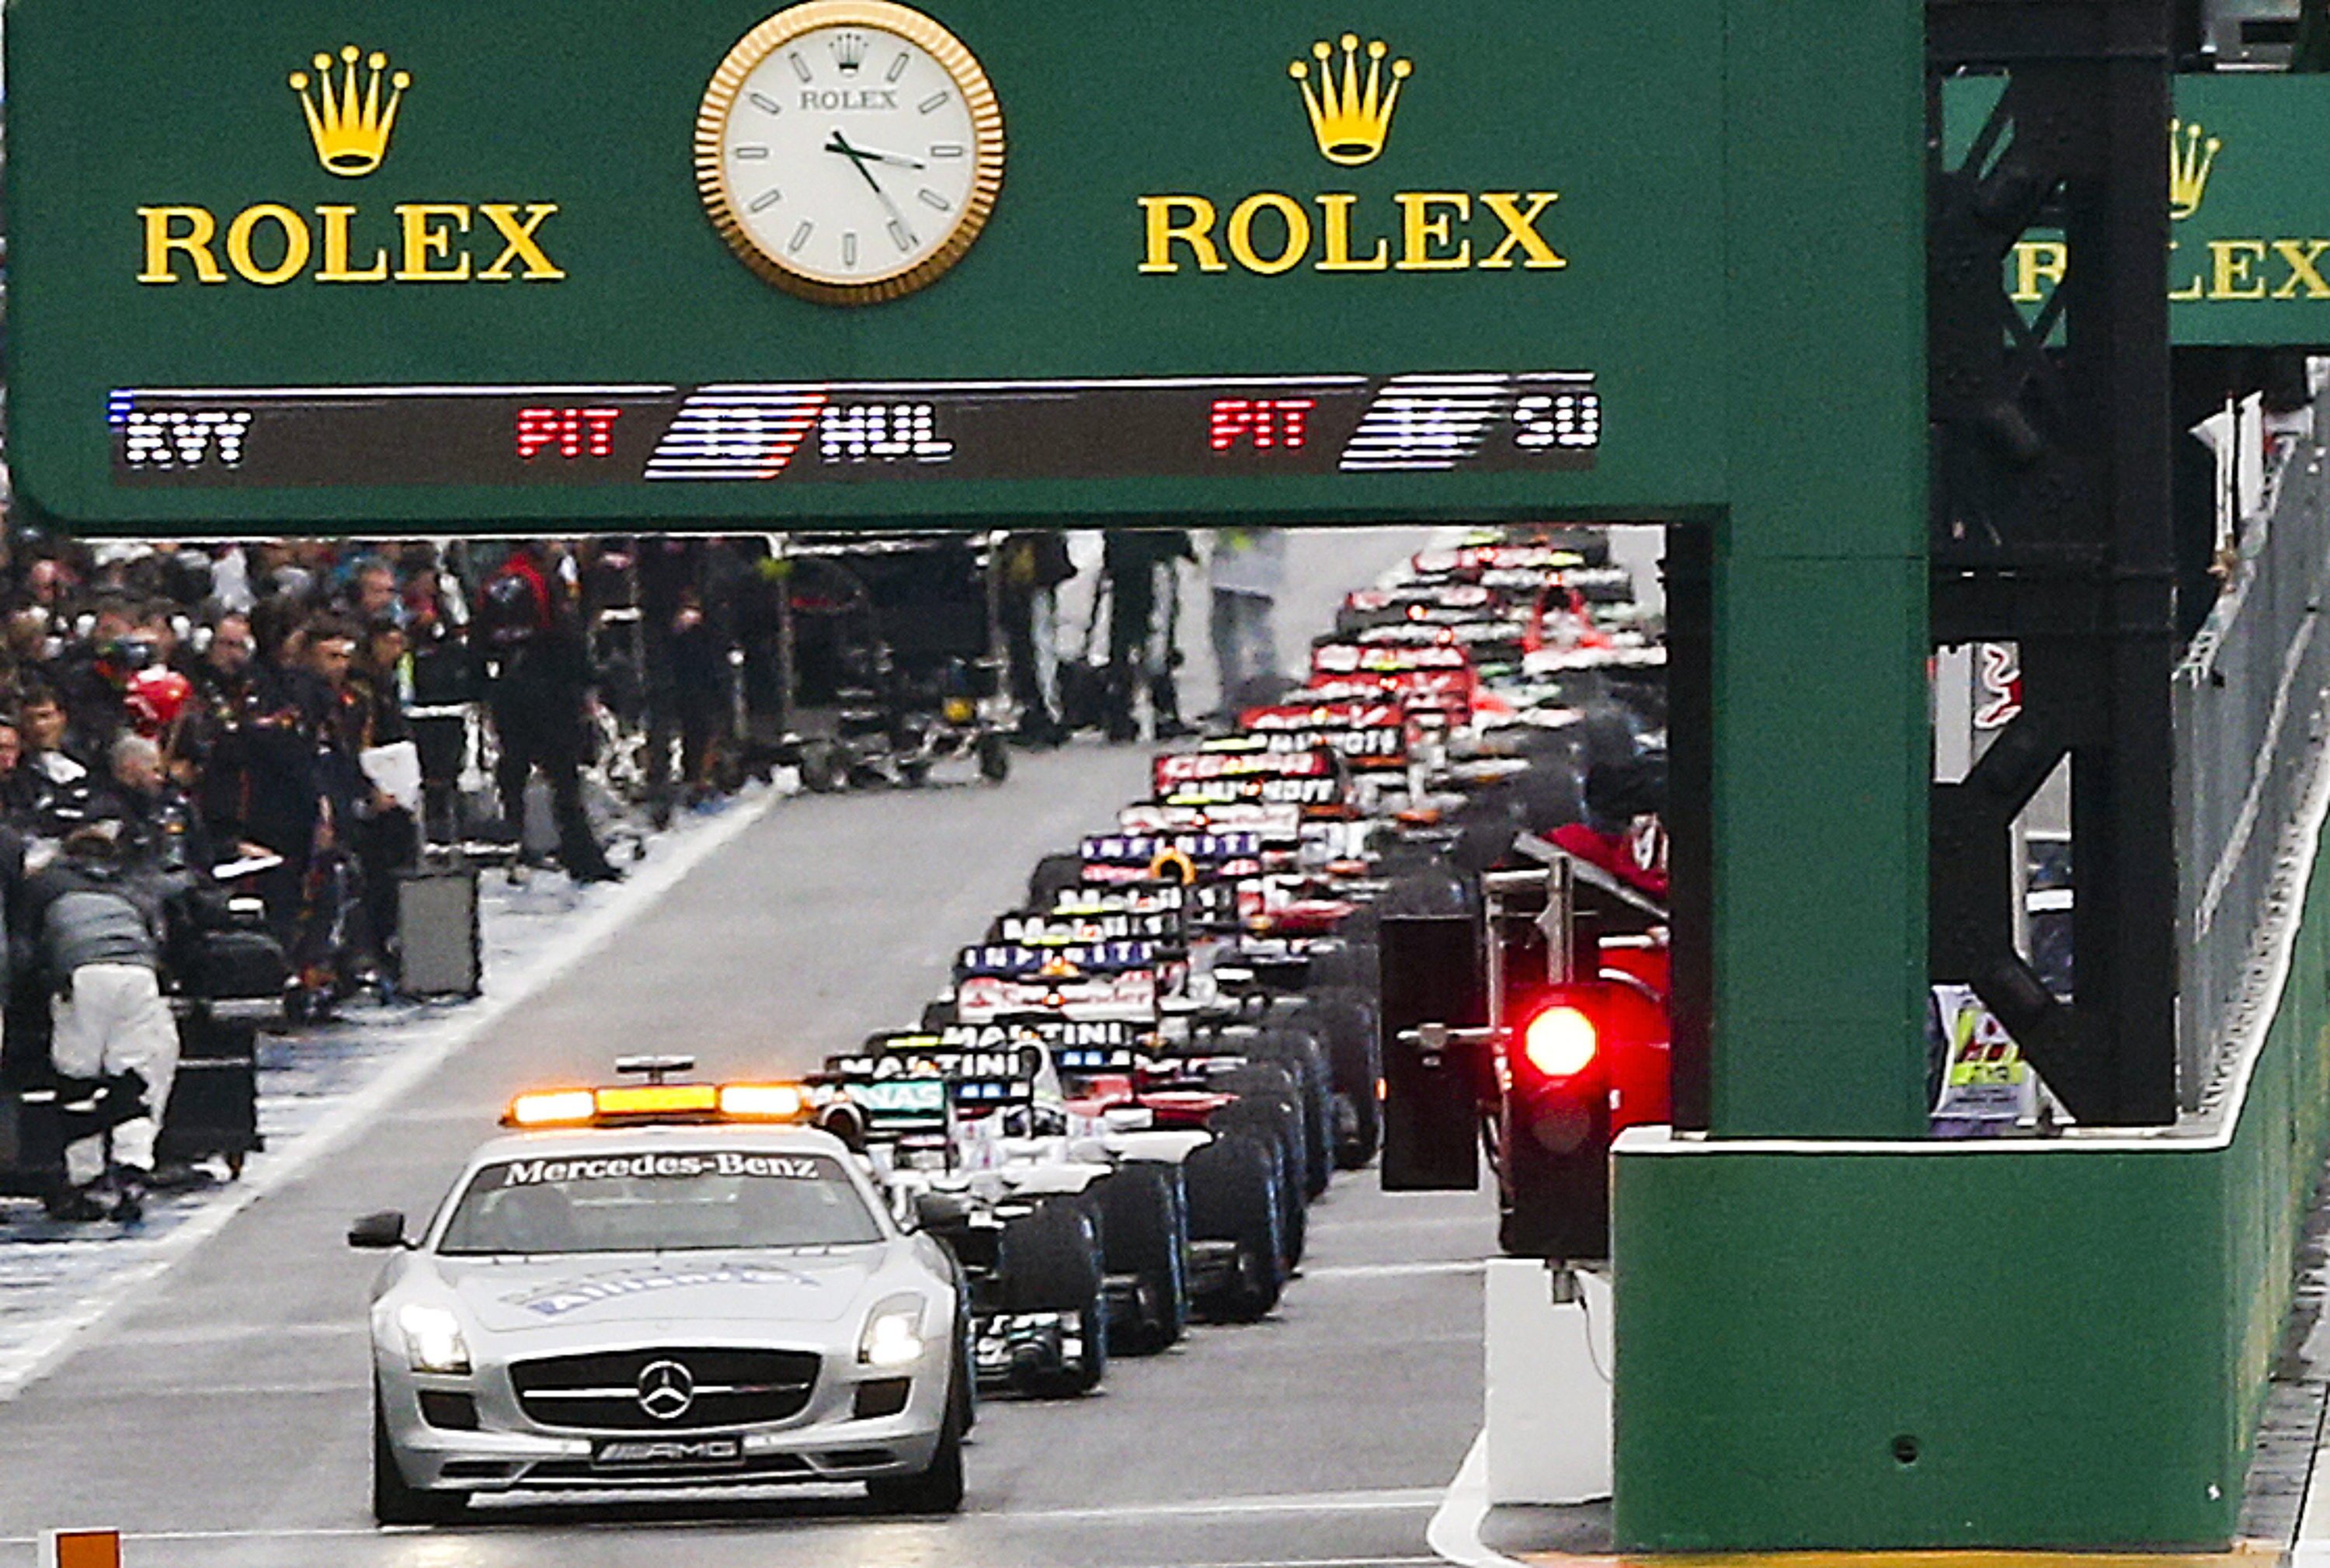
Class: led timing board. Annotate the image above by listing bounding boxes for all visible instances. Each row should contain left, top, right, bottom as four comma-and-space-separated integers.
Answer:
110, 373, 1598, 488
11, 0, 1725, 526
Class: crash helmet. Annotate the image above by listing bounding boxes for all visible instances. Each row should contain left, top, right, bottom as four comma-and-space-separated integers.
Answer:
124, 667, 195, 735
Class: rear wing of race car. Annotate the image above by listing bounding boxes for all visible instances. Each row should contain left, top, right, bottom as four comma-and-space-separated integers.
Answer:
1078, 831, 1267, 885
953, 964, 1165, 1024
1239, 700, 1414, 773
820, 1040, 1044, 1145
1152, 743, 1350, 814
955, 940, 1167, 979
1050, 878, 1191, 917
1117, 801, 1304, 843
987, 906, 1184, 948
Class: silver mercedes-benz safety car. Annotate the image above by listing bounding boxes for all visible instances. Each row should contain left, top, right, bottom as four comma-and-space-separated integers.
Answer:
350, 1061, 969, 1524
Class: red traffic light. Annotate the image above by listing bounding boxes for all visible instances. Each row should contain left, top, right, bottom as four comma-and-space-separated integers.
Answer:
1521, 1003, 1600, 1079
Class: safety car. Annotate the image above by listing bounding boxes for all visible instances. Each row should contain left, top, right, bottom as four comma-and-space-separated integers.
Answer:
349, 1057, 970, 1524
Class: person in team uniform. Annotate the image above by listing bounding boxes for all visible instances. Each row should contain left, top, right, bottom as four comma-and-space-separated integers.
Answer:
1101, 530, 1195, 744
476, 543, 621, 884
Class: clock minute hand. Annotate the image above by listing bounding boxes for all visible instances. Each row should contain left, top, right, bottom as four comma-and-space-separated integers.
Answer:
824, 131, 888, 195
827, 131, 914, 235
827, 130, 925, 171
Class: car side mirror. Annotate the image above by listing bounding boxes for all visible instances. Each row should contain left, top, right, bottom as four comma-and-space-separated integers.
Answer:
348, 1210, 410, 1250
912, 1191, 973, 1232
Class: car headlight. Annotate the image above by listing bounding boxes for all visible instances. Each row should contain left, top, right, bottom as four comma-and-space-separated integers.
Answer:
397, 1303, 472, 1375
858, 1294, 930, 1368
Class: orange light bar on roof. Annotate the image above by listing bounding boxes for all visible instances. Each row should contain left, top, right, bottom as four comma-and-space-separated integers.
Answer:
507, 1089, 596, 1128
503, 1080, 816, 1128
718, 1083, 807, 1120
596, 1083, 719, 1118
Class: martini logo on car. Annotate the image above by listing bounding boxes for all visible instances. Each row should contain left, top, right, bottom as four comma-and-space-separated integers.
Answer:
137, 43, 564, 288
939, 1019, 1141, 1050
1137, 34, 1565, 279
843, 1039, 1048, 1081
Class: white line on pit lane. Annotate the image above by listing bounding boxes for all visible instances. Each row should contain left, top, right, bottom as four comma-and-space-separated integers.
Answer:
1006, 1486, 1445, 1522
1426, 1431, 1530, 1568
0, 787, 786, 1406
106, 1321, 367, 1347
0, 1488, 1442, 1546
1295, 1260, 1490, 1281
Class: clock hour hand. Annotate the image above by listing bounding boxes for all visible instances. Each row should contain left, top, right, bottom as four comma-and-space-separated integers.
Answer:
825, 131, 889, 195
826, 131, 916, 236
826, 136, 925, 171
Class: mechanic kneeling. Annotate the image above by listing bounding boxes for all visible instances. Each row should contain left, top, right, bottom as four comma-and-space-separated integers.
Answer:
25, 820, 184, 1222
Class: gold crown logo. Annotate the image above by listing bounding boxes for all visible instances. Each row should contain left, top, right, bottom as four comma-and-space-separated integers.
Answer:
1289, 34, 1413, 167
2170, 118, 2220, 221
289, 46, 411, 179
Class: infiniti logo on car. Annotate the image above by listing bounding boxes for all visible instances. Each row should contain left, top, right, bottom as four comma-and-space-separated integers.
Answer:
635, 1359, 697, 1422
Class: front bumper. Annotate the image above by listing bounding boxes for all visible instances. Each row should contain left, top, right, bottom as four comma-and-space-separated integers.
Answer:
377, 1340, 949, 1494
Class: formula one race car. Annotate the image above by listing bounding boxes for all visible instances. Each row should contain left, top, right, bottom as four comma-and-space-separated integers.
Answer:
349, 1058, 971, 1523
820, 1031, 1286, 1382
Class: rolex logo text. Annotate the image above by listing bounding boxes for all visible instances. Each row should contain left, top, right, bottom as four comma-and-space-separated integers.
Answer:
134, 46, 565, 288
1136, 36, 1566, 279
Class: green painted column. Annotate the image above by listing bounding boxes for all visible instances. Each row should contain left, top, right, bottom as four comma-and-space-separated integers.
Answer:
1710, 0, 1931, 1138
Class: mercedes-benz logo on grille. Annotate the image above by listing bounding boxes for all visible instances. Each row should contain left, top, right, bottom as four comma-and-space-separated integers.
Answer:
635, 1359, 696, 1422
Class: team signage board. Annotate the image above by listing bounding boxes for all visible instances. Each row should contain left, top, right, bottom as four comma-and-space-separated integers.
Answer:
5, 0, 1724, 528
1952, 73, 2330, 346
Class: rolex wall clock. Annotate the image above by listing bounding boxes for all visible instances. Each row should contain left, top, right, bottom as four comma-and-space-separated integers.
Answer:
696, 0, 1007, 304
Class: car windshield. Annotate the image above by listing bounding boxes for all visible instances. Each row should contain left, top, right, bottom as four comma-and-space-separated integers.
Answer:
435, 1149, 885, 1256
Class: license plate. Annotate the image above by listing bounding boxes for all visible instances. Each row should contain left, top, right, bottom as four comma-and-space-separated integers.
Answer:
589, 1434, 747, 1472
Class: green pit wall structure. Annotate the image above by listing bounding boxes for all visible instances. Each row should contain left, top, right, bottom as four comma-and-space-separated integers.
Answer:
1612, 788, 2330, 1551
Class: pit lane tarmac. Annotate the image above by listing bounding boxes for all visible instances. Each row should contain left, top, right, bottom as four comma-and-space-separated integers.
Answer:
0, 530, 1495, 1568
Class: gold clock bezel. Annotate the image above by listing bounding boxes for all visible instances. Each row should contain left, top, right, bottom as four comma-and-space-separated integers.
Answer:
696, 0, 1006, 306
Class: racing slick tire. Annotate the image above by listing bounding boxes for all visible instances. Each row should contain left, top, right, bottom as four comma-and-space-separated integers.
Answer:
867, 1384, 967, 1514
1295, 992, 1383, 1170
1184, 1132, 1286, 1322
1276, 1027, 1337, 1200
1097, 1162, 1190, 1355
373, 1379, 467, 1526
977, 730, 1012, 784
1209, 1073, 1307, 1269
1238, 1030, 1335, 1202
1028, 853, 1086, 910
1002, 1198, 1109, 1397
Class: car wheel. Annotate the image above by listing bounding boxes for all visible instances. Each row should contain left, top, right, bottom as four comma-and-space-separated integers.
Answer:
1209, 1070, 1308, 1268
1299, 991, 1384, 1169
1265, 1025, 1337, 1200
1002, 1199, 1108, 1396
1184, 1133, 1285, 1322
1097, 1163, 1189, 1355
372, 1380, 467, 1527
866, 1385, 966, 1514
1027, 853, 1086, 910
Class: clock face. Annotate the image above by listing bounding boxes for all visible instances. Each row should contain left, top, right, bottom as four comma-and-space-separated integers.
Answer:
698, 2, 1005, 304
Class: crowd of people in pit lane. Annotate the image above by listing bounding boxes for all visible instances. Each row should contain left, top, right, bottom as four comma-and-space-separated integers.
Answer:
0, 535, 757, 1222
0, 527, 1290, 1223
